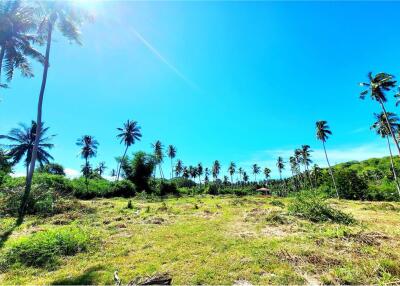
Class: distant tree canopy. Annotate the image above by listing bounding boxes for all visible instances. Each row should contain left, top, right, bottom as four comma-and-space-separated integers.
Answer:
37, 163, 65, 176
122, 151, 156, 192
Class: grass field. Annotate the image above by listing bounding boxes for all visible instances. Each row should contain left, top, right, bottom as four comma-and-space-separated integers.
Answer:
1, 195, 400, 285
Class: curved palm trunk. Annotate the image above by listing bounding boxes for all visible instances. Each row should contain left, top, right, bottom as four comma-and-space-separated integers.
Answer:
116, 145, 129, 181
0, 46, 4, 85
386, 136, 400, 196
322, 141, 339, 198
19, 23, 53, 222
379, 99, 400, 156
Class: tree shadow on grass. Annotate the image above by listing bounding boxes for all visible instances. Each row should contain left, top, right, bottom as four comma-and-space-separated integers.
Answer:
51, 265, 106, 285
0, 220, 19, 249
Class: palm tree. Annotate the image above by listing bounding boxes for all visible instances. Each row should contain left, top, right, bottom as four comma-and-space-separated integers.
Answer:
228, 161, 236, 183
204, 167, 210, 184
316, 120, 339, 198
0, 1, 44, 87
0, 121, 54, 176
189, 165, 197, 182
182, 166, 189, 179
238, 167, 244, 183
212, 160, 221, 181
96, 161, 107, 177
116, 120, 142, 181
197, 163, 203, 185
300, 145, 313, 188
76, 135, 98, 189
175, 159, 183, 177
167, 145, 177, 179
243, 172, 249, 184
276, 156, 285, 180
110, 168, 116, 179
263, 167, 271, 186
360, 72, 400, 155
24, 2, 87, 220
252, 163, 260, 182
371, 113, 400, 196
152, 140, 164, 179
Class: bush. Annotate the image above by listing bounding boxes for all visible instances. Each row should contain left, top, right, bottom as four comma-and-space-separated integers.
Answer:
335, 170, 368, 200
1, 226, 90, 268
288, 192, 355, 224
270, 200, 285, 208
71, 178, 111, 199
37, 163, 65, 176
157, 181, 179, 196
205, 184, 219, 195
107, 180, 136, 198
170, 177, 196, 188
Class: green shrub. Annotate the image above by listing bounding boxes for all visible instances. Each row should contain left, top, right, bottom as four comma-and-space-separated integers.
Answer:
107, 180, 136, 198
170, 177, 196, 188
288, 192, 355, 224
157, 181, 179, 196
335, 170, 368, 200
2, 226, 90, 268
270, 200, 285, 208
205, 184, 219, 195
71, 178, 111, 199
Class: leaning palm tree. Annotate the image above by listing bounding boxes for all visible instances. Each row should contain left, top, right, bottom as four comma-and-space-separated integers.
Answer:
116, 120, 142, 181
252, 163, 260, 182
24, 2, 87, 221
76, 135, 98, 189
263, 167, 271, 186
276, 156, 285, 180
0, 1, 44, 87
360, 72, 400, 155
371, 113, 400, 196
212, 160, 221, 181
167, 145, 177, 179
316, 120, 339, 198
228, 161, 236, 183
152, 140, 164, 179
0, 121, 54, 176
175, 159, 183, 177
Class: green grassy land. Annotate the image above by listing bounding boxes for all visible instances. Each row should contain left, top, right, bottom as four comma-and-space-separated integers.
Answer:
1, 196, 400, 285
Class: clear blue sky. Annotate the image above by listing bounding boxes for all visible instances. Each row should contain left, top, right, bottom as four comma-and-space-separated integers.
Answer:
1, 1, 400, 179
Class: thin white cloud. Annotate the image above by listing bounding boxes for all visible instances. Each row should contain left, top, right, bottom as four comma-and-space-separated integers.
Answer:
65, 168, 80, 179
127, 26, 200, 92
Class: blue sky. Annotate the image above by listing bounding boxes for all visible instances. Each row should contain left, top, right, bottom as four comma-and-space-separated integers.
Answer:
1, 1, 400, 179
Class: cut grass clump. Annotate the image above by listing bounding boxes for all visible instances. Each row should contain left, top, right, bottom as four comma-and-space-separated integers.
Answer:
270, 200, 285, 208
2, 226, 91, 268
288, 192, 355, 225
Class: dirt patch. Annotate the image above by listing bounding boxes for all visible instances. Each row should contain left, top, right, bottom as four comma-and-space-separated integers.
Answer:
343, 231, 390, 246
144, 217, 165, 225
244, 208, 290, 225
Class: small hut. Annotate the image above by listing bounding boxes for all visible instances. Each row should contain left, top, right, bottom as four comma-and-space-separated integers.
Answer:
256, 187, 271, 196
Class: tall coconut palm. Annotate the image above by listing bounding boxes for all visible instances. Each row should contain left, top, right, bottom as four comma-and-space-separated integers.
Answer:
197, 163, 203, 185
167, 145, 176, 179
300, 145, 313, 188
116, 120, 141, 181
316, 120, 339, 198
175, 159, 183, 177
76, 135, 98, 189
263, 167, 271, 185
228, 161, 236, 183
189, 165, 197, 182
212, 160, 221, 181
0, 121, 54, 176
182, 166, 189, 179
0, 1, 44, 87
204, 167, 210, 184
152, 140, 164, 179
276, 156, 285, 180
371, 113, 400, 196
238, 167, 243, 182
360, 72, 400, 155
24, 1, 87, 220
252, 163, 260, 182
243, 172, 249, 184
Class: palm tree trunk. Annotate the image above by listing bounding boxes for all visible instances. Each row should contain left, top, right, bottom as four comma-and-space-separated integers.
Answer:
116, 145, 129, 181
170, 159, 173, 179
322, 141, 339, 198
85, 157, 89, 192
19, 23, 53, 222
0, 46, 4, 85
159, 164, 164, 179
379, 99, 400, 156
386, 136, 400, 197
